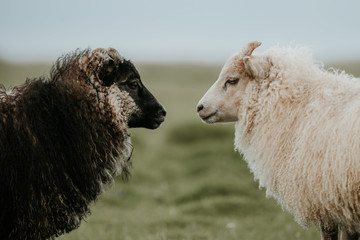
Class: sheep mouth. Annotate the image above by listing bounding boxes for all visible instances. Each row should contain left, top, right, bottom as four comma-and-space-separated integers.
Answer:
200, 111, 218, 123
148, 116, 166, 129
128, 115, 165, 129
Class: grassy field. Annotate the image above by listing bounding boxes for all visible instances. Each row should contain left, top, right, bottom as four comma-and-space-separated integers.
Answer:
1, 59, 360, 240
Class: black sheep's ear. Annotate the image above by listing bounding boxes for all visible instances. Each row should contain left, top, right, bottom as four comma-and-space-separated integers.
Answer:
99, 57, 117, 86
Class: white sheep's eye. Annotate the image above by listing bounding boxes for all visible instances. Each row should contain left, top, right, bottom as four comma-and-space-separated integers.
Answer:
226, 78, 239, 85
224, 78, 239, 89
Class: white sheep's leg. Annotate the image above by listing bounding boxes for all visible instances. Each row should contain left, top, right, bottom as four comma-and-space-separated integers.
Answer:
340, 229, 359, 240
321, 227, 338, 240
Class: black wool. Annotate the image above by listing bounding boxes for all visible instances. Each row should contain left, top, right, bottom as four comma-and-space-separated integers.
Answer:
0, 49, 136, 239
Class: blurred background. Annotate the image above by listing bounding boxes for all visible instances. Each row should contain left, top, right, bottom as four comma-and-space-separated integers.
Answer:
1, 0, 360, 239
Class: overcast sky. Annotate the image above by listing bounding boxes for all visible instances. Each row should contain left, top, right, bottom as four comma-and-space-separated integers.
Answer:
0, 0, 359, 63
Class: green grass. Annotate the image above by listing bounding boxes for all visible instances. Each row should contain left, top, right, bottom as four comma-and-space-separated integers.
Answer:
1, 59, 359, 240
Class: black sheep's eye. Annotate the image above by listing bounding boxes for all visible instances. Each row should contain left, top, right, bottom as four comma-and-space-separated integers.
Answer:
128, 81, 139, 89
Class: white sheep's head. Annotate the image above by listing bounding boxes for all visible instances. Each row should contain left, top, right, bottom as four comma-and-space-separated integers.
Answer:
197, 41, 270, 123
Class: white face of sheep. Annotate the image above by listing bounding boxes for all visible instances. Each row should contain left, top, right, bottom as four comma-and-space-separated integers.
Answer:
197, 41, 264, 123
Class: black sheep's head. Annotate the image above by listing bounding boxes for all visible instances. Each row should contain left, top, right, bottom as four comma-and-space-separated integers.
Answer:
95, 48, 166, 129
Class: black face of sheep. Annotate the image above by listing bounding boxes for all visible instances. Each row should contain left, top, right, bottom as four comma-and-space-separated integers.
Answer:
99, 57, 166, 129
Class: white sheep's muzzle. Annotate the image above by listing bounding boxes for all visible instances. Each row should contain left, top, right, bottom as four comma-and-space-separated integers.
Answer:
197, 85, 220, 123
197, 82, 239, 123
197, 106, 219, 123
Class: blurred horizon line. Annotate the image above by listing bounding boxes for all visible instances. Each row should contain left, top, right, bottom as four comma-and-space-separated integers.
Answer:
1, 50, 360, 65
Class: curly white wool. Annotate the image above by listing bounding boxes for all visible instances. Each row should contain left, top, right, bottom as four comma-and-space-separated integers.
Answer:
235, 46, 360, 232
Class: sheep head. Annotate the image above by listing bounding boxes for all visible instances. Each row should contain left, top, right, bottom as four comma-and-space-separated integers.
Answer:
78, 48, 166, 129
197, 41, 270, 123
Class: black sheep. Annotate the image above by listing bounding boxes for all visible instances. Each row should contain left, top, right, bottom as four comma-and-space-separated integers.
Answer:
0, 48, 166, 239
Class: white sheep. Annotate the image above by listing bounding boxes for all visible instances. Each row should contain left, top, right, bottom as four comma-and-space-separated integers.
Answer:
197, 41, 360, 240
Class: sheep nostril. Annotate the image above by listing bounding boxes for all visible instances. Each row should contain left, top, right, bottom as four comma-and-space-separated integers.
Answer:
161, 109, 166, 117
197, 104, 204, 112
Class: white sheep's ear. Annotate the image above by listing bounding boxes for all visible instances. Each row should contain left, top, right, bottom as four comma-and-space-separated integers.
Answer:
239, 41, 262, 74
243, 56, 257, 78
243, 56, 272, 80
